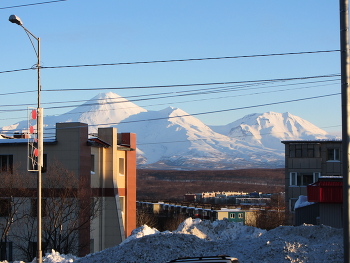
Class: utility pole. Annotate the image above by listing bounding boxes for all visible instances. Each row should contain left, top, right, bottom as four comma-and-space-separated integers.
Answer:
9, 15, 43, 263
340, 0, 350, 262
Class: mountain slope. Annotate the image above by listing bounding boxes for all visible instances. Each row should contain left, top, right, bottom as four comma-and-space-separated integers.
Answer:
117, 107, 284, 169
0, 93, 337, 170
0, 92, 147, 133
210, 111, 334, 151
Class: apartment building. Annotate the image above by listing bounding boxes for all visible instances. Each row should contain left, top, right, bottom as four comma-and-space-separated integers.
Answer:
282, 140, 342, 227
0, 122, 136, 261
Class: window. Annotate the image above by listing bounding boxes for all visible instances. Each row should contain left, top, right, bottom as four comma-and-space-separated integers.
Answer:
289, 198, 298, 211
313, 172, 320, 182
0, 241, 13, 261
119, 196, 124, 212
289, 144, 320, 158
91, 155, 95, 172
295, 144, 302, 157
290, 172, 319, 186
0, 155, 13, 173
238, 213, 243, 219
290, 172, 297, 186
30, 198, 47, 217
327, 149, 340, 161
119, 158, 125, 176
0, 199, 11, 217
230, 213, 235, 219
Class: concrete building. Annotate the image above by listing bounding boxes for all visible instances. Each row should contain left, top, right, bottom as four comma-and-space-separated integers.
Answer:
282, 140, 342, 227
0, 122, 136, 261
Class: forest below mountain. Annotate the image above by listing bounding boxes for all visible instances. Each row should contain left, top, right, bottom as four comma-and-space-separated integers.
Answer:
136, 168, 285, 201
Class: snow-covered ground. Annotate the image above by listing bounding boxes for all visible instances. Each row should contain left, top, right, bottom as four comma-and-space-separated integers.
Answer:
3, 218, 343, 263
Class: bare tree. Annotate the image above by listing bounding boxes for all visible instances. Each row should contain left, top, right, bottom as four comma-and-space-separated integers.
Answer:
136, 208, 159, 229
253, 193, 287, 230
11, 162, 102, 261
0, 169, 34, 261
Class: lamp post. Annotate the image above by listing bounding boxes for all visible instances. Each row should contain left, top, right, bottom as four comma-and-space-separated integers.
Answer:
9, 15, 43, 263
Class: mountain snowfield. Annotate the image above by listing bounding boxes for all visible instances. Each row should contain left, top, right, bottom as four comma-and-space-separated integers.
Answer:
0, 92, 337, 170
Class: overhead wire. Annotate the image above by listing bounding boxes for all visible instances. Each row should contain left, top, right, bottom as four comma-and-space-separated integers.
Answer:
0, 76, 340, 114
40, 50, 340, 70
0, 50, 341, 139
0, 0, 67, 10
0, 50, 340, 75
0, 92, 338, 134
82, 93, 341, 127
43, 73, 340, 92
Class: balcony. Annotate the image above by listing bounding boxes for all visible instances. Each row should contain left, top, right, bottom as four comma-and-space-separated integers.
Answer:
307, 181, 342, 203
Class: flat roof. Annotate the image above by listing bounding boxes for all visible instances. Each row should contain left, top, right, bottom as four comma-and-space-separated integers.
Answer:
0, 138, 57, 145
281, 140, 342, 144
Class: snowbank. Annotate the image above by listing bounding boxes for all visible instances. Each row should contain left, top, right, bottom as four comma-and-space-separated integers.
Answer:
76, 218, 343, 263
2, 218, 343, 263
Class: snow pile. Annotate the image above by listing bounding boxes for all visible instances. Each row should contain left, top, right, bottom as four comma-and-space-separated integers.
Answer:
1, 219, 343, 263
175, 217, 266, 240
122, 224, 160, 243
75, 218, 343, 263
32, 250, 77, 263
294, 195, 315, 209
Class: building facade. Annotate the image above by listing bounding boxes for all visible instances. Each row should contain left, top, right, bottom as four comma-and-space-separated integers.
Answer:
0, 122, 136, 261
282, 140, 342, 227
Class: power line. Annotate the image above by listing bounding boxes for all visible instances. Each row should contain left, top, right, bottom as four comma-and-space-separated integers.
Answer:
0, 0, 67, 10
40, 50, 340, 70
0, 50, 340, 75
87, 93, 340, 127
41, 79, 337, 112
0, 90, 36, 96
0, 77, 340, 114
0, 73, 338, 104
14, 93, 340, 141
44, 74, 340, 92
0, 92, 332, 133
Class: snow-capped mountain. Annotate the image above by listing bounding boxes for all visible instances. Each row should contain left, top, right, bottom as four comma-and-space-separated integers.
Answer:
209, 112, 334, 151
0, 92, 147, 133
0, 92, 337, 170
115, 106, 284, 169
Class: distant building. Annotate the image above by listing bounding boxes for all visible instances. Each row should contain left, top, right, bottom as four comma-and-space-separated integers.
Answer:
215, 208, 257, 225
0, 123, 136, 260
184, 191, 270, 205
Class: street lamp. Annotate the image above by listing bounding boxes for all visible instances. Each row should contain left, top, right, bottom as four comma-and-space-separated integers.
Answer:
9, 14, 43, 263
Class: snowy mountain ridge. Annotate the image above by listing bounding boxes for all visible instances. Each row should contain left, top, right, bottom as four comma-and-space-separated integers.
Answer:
0, 92, 337, 170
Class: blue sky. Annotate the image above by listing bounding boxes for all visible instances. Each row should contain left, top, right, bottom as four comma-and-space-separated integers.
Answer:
0, 1, 342, 135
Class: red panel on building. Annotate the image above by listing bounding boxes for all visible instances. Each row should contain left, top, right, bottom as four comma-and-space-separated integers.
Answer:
307, 181, 343, 203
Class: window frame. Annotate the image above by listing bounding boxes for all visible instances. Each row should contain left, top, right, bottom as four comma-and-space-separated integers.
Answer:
0, 198, 11, 217
290, 172, 319, 186
0, 155, 13, 173
327, 148, 340, 162
289, 198, 298, 212
91, 154, 95, 173
119, 158, 125, 176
